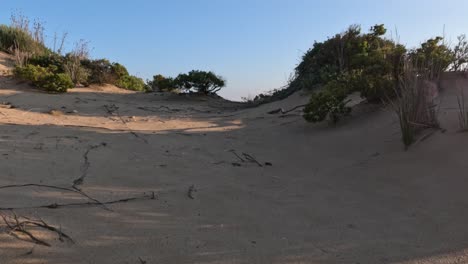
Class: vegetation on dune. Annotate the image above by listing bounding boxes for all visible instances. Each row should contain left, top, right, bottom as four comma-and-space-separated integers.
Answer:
14, 64, 73, 93
4, 12, 468, 148
147, 74, 175, 92
295, 24, 456, 146
1, 13, 226, 95
173, 70, 225, 95
147, 70, 226, 95
0, 13, 148, 93
257, 23, 465, 147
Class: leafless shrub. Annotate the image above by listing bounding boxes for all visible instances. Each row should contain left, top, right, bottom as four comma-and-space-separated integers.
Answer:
12, 40, 31, 67
32, 19, 45, 45
53, 32, 68, 55
10, 11, 29, 32
64, 39, 90, 85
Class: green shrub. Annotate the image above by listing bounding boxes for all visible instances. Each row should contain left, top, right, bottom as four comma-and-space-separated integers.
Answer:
116, 75, 147, 91
81, 59, 131, 86
14, 64, 49, 83
303, 81, 351, 123
14, 64, 73, 93
41, 73, 73, 93
174, 70, 225, 94
147, 74, 175, 91
28, 54, 65, 71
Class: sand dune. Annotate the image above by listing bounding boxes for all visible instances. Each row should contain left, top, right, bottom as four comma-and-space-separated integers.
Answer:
1, 52, 468, 264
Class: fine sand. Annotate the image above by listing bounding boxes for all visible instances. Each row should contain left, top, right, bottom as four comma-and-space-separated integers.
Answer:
1, 51, 468, 264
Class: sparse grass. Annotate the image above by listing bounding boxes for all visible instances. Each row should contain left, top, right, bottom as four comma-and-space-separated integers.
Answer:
389, 59, 440, 148
456, 84, 468, 130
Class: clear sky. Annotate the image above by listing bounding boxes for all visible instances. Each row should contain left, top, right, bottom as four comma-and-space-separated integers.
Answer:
1, 0, 468, 100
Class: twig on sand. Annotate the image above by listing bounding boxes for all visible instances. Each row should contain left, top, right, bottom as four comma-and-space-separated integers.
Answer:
0, 183, 112, 211
131, 132, 149, 144
0, 192, 156, 211
0, 212, 74, 247
242, 153, 263, 167
229, 150, 269, 167
229, 149, 245, 162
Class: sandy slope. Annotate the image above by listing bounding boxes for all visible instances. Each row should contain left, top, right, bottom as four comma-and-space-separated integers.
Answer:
1, 52, 468, 264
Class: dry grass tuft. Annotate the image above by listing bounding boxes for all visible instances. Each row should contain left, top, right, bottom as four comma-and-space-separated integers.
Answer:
389, 59, 440, 148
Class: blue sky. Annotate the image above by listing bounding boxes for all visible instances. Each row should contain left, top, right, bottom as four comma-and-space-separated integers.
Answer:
1, 0, 468, 100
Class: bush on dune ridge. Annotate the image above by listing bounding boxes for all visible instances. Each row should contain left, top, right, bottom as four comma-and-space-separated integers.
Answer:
1, 13, 148, 93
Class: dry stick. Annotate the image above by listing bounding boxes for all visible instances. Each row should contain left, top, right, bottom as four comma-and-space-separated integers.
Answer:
0, 183, 111, 211
0, 192, 156, 211
1, 212, 74, 247
1, 213, 50, 247
229, 150, 245, 162
131, 132, 149, 144
242, 153, 263, 167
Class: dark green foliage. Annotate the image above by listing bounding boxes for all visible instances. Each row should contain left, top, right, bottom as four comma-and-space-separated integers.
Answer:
147, 74, 175, 91
14, 64, 50, 83
41, 73, 74, 93
409, 37, 454, 79
303, 80, 351, 123
112, 63, 129, 79
295, 24, 413, 123
81, 59, 137, 89
174, 70, 225, 94
14, 64, 73, 93
28, 54, 65, 72
81, 59, 116, 84
115, 75, 147, 91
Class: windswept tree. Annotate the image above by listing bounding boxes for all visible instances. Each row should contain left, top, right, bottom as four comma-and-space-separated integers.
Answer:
174, 70, 225, 94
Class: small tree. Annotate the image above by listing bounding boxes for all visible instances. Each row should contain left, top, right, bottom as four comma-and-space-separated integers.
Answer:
147, 74, 174, 91
174, 70, 225, 94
